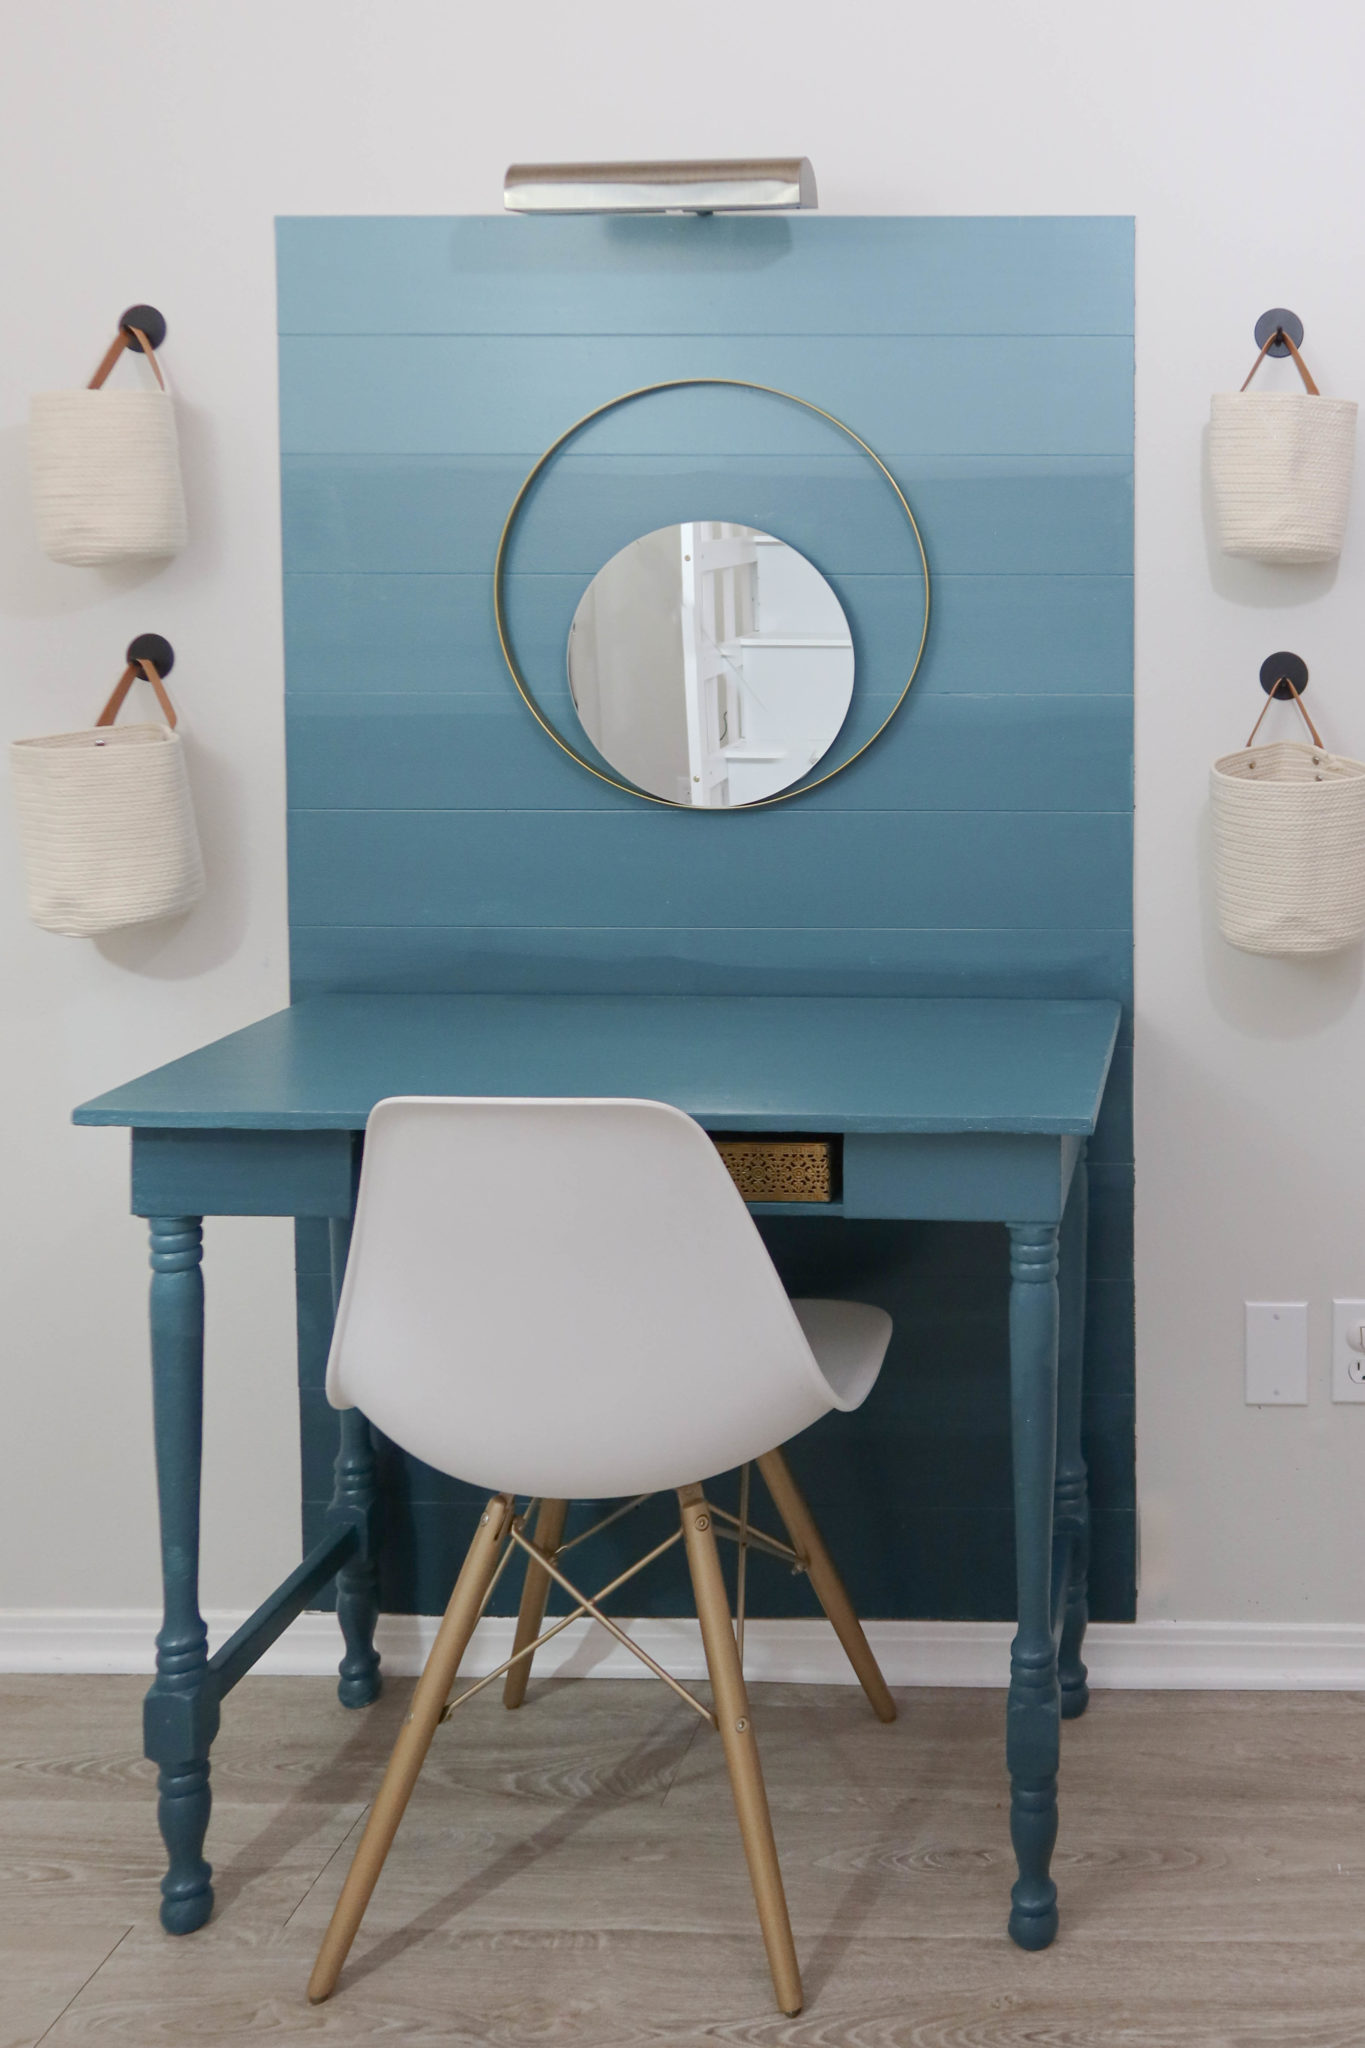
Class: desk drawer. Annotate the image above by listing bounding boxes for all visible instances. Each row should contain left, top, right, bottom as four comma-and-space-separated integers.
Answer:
712, 1134, 840, 1204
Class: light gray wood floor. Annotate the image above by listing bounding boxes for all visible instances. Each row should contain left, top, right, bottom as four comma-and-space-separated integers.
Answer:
3, 1673, 1364, 2045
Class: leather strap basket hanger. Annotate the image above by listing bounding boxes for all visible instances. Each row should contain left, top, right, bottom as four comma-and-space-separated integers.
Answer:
95, 653, 179, 731
1239, 327, 1321, 397
87, 322, 168, 394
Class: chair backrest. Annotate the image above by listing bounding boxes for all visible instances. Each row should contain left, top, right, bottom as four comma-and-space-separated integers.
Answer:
327, 1097, 841, 1499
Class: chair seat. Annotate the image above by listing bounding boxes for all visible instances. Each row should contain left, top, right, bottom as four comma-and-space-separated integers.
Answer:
793, 1298, 892, 1412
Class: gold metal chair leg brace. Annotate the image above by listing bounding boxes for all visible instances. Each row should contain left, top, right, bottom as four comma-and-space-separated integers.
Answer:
502, 1491, 664, 1709
498, 1522, 714, 1720
442, 1524, 713, 1725
708, 1504, 801, 1566
308, 1494, 518, 2005
680, 1482, 803, 2017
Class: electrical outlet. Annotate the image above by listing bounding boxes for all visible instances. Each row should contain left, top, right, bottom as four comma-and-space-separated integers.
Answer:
1245, 1301, 1308, 1405
1331, 1300, 1365, 1403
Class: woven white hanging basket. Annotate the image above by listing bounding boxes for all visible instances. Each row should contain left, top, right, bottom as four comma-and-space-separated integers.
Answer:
1208, 330, 1357, 565
10, 656, 204, 938
1210, 682, 1365, 955
28, 321, 188, 567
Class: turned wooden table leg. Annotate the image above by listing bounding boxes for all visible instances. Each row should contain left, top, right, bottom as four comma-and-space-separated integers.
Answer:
1056, 1148, 1091, 1720
1006, 1222, 1061, 1952
142, 1217, 219, 1935
327, 1213, 382, 1708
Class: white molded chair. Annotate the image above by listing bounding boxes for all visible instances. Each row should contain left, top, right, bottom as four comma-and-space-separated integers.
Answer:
308, 1097, 895, 2017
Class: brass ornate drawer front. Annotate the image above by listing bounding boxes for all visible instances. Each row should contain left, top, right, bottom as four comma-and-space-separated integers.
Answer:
712, 1135, 839, 1204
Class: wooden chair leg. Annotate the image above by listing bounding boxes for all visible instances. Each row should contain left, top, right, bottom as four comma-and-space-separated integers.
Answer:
678, 1483, 802, 2019
757, 1447, 897, 1724
503, 1497, 569, 1710
308, 1494, 515, 2005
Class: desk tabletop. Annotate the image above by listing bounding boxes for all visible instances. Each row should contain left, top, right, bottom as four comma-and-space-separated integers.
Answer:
73, 994, 1120, 1137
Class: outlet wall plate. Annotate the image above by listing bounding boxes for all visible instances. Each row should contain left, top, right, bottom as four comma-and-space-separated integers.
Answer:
1331, 1300, 1365, 1403
1245, 1301, 1308, 1405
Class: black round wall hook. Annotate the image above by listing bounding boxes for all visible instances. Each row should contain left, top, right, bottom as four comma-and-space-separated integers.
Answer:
126, 633, 175, 677
1259, 651, 1308, 701
1254, 308, 1304, 359
118, 304, 167, 353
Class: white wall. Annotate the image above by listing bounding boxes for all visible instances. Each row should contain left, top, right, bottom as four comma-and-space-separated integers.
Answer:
3, 0, 1363, 1626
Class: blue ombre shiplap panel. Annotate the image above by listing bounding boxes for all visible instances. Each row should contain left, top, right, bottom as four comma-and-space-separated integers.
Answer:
279, 214, 1135, 1622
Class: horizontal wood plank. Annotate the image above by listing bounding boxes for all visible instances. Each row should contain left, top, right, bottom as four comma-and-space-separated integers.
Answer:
277, 213, 1135, 337
285, 692, 1132, 815
287, 922, 1134, 1010
286, 808, 1132, 931
282, 453, 1133, 575
280, 333, 1134, 458
283, 569, 1132, 701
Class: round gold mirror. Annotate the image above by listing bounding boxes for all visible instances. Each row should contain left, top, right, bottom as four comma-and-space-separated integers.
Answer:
494, 380, 929, 809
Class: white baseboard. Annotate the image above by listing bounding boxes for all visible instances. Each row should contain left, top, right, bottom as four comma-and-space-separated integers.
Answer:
6, 1610, 1365, 1689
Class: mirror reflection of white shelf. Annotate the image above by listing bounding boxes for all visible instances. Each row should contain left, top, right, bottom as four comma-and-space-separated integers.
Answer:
717, 534, 853, 803
567, 519, 854, 807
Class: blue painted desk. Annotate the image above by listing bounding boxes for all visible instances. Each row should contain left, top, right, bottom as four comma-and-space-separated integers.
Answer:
75, 990, 1119, 1951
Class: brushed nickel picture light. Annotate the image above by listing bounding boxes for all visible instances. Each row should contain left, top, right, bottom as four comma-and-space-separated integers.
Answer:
503, 158, 818, 214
